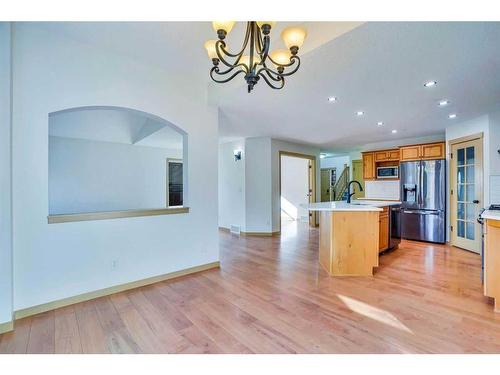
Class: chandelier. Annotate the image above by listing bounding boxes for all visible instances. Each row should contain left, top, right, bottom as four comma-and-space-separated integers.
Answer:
204, 21, 307, 93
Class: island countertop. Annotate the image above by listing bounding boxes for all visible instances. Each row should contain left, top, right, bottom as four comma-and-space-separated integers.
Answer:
481, 210, 500, 221
303, 200, 401, 212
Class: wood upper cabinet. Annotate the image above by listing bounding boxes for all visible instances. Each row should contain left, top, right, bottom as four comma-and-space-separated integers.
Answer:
379, 207, 389, 252
362, 152, 375, 180
387, 150, 400, 161
374, 151, 389, 162
400, 145, 421, 161
421, 142, 445, 160
400, 142, 445, 161
374, 149, 400, 162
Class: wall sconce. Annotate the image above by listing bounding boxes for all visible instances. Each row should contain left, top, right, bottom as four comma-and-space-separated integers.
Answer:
234, 149, 242, 161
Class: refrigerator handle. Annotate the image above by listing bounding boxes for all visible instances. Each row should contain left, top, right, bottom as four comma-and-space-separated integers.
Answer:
419, 161, 424, 207
416, 163, 421, 206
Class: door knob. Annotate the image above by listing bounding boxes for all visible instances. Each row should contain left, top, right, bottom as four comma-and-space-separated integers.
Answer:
473, 200, 480, 204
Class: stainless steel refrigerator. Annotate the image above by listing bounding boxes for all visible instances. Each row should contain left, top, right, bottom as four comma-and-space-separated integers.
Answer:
400, 159, 446, 243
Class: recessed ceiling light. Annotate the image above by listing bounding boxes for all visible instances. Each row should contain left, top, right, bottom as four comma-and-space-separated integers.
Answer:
424, 80, 437, 87
438, 100, 449, 106
356, 111, 364, 116
448, 113, 457, 119
328, 96, 337, 102
391, 129, 398, 134
377, 121, 384, 126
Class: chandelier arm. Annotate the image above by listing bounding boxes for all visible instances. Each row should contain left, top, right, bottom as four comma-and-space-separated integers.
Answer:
216, 23, 251, 58
215, 40, 243, 68
213, 59, 249, 75
258, 71, 285, 90
256, 65, 283, 82
262, 56, 301, 77
210, 67, 246, 83
267, 54, 300, 69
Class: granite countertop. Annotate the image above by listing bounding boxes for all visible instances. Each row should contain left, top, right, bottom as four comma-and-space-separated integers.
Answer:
303, 201, 383, 212
481, 210, 500, 220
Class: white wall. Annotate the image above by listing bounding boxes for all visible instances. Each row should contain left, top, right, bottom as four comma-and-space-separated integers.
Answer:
245, 137, 273, 232
218, 137, 320, 233
49, 136, 182, 214
488, 111, 500, 204
281, 156, 310, 221
0, 22, 13, 326
218, 139, 246, 231
320, 155, 350, 178
12, 24, 219, 311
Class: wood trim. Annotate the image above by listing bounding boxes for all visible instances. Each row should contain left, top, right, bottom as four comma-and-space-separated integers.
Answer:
278, 151, 317, 230
48, 207, 190, 224
448, 132, 484, 146
241, 231, 281, 237
13, 261, 220, 320
449, 138, 483, 252
0, 320, 14, 334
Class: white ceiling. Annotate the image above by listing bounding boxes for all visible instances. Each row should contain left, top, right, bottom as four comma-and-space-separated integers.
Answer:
216, 22, 500, 151
38, 22, 500, 152
49, 107, 184, 150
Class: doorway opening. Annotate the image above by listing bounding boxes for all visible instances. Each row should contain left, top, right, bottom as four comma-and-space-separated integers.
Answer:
449, 133, 484, 253
279, 152, 316, 230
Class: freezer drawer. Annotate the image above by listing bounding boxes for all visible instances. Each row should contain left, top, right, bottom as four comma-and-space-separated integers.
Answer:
401, 209, 445, 243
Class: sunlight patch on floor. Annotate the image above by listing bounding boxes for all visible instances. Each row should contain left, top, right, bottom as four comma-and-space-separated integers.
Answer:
337, 294, 413, 334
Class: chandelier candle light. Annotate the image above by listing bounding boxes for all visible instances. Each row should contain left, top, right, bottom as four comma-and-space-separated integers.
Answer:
205, 21, 307, 93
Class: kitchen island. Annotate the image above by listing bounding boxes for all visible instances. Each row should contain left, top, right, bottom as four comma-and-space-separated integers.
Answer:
305, 200, 401, 277
480, 210, 500, 313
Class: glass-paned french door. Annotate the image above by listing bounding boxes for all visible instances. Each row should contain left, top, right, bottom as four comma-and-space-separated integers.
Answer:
451, 138, 483, 253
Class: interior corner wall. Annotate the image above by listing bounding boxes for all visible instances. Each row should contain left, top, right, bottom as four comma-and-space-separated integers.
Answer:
244, 137, 272, 233
218, 139, 246, 231
11, 23, 219, 311
0, 22, 13, 325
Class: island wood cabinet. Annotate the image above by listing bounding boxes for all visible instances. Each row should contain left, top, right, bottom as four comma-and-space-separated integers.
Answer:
362, 152, 376, 180
400, 142, 445, 161
484, 219, 500, 312
378, 207, 390, 252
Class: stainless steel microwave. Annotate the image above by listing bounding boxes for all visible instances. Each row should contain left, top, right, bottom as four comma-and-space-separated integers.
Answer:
377, 166, 399, 179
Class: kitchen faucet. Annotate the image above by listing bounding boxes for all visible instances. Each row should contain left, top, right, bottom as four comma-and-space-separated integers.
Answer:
346, 180, 363, 204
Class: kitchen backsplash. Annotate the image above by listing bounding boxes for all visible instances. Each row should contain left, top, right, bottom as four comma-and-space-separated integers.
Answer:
490, 175, 500, 205
364, 180, 400, 200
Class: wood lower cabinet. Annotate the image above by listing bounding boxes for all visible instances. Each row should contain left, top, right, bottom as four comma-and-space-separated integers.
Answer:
379, 207, 389, 252
362, 152, 375, 180
484, 219, 500, 312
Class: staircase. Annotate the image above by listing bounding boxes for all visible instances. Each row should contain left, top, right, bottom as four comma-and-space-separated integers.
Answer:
332, 166, 349, 201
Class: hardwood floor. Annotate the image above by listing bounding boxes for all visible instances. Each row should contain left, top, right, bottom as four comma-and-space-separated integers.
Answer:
1, 221, 500, 354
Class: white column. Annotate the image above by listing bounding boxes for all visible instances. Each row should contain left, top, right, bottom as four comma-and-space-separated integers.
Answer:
0, 22, 13, 331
